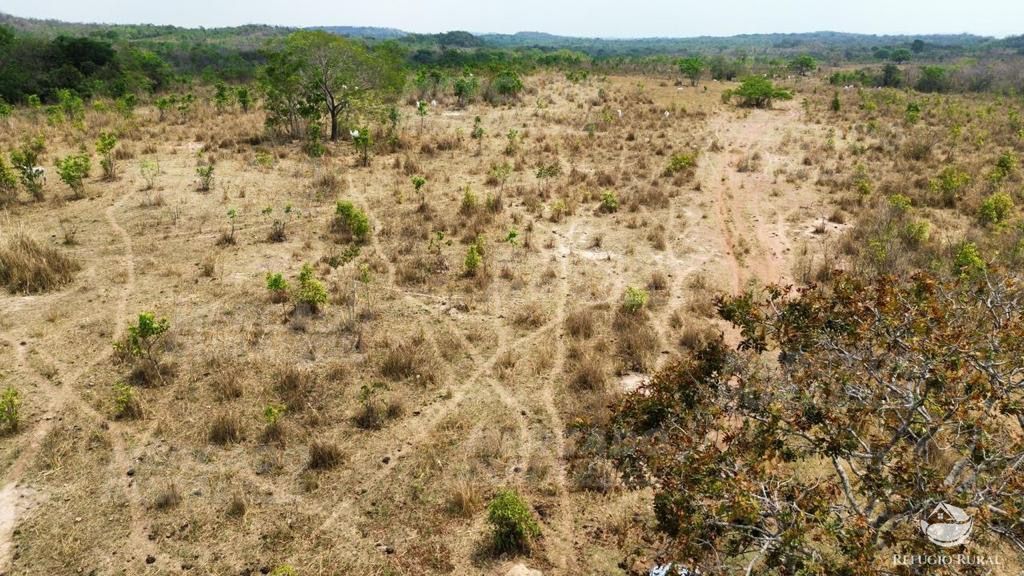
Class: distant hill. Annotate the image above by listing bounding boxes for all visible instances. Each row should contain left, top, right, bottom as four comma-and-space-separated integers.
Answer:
0, 11, 1005, 58
310, 26, 407, 40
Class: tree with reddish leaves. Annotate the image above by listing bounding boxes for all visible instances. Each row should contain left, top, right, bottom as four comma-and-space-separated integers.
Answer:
608, 271, 1024, 574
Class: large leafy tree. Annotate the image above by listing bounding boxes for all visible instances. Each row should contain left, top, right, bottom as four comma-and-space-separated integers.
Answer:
724, 76, 793, 108
608, 271, 1024, 574
275, 30, 404, 141
678, 56, 705, 87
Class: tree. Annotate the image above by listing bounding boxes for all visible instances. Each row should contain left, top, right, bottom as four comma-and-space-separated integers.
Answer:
916, 65, 949, 93
677, 56, 705, 87
890, 48, 913, 63
880, 63, 903, 88
724, 76, 793, 108
789, 54, 817, 76
608, 271, 1024, 574
276, 31, 404, 142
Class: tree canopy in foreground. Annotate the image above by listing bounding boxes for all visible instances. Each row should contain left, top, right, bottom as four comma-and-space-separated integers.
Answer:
608, 270, 1024, 574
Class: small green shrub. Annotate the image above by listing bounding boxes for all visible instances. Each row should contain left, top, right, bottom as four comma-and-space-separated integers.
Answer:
113, 382, 142, 420
953, 242, 986, 277
96, 132, 118, 180
266, 272, 289, 302
0, 386, 20, 432
9, 136, 45, 200
623, 286, 649, 313
978, 192, 1014, 226
139, 159, 160, 190
196, 163, 215, 192
487, 489, 540, 554
334, 201, 370, 243
600, 190, 619, 213
929, 166, 970, 207
114, 312, 170, 382
664, 152, 697, 177
464, 238, 485, 277
295, 263, 328, 313
55, 153, 91, 198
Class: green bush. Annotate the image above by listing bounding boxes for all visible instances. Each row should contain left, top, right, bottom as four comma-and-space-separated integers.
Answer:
96, 132, 118, 180
266, 272, 289, 302
929, 166, 970, 207
487, 489, 540, 554
295, 263, 328, 312
113, 381, 142, 419
600, 190, 619, 213
464, 242, 484, 277
954, 242, 986, 277
978, 192, 1014, 226
55, 153, 91, 198
664, 152, 697, 177
334, 201, 370, 243
623, 286, 650, 313
10, 136, 46, 200
0, 386, 20, 432
0, 157, 16, 205
196, 163, 215, 192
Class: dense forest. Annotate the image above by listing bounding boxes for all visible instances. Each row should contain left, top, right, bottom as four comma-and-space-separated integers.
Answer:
2, 10, 1024, 106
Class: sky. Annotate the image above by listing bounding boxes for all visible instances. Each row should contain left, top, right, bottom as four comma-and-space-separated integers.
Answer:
3, 0, 1022, 38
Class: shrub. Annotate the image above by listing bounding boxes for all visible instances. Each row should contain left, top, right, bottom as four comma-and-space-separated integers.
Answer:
929, 166, 970, 207
139, 159, 160, 190
464, 240, 484, 277
664, 152, 697, 177
623, 286, 649, 313
96, 132, 118, 180
0, 232, 79, 293
354, 382, 403, 430
334, 201, 370, 243
954, 242, 986, 277
0, 386, 20, 432
294, 264, 328, 313
600, 190, 619, 213
114, 312, 170, 383
9, 136, 45, 200
978, 192, 1014, 226
0, 158, 16, 206
487, 489, 540, 554
990, 151, 1017, 184
266, 272, 289, 303
196, 163, 215, 192
55, 153, 91, 198
113, 382, 142, 420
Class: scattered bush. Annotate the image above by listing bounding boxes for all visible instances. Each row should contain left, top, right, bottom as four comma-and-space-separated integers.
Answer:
0, 386, 20, 433
334, 201, 370, 243
294, 264, 328, 313
978, 192, 1014, 226
265, 272, 289, 303
113, 382, 142, 419
622, 286, 649, 313
487, 489, 540, 554
599, 190, 619, 213
97, 132, 118, 180
55, 153, 91, 198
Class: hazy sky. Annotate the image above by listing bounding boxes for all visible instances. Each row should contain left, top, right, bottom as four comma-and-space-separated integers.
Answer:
3, 0, 1022, 38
